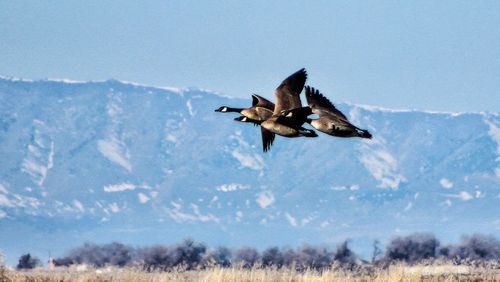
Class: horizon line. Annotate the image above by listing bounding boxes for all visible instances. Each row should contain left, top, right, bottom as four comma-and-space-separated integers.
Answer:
0, 75, 497, 116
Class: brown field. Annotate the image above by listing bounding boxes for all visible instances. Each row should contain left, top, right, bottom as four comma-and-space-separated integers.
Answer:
2, 263, 499, 282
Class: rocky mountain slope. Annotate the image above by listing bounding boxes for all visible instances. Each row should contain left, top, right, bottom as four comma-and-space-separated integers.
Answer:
0, 77, 498, 264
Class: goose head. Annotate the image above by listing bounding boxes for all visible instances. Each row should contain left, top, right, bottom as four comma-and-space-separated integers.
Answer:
234, 116, 248, 122
215, 106, 229, 112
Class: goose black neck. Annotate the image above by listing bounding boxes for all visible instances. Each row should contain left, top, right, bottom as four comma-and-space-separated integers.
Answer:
225, 107, 244, 113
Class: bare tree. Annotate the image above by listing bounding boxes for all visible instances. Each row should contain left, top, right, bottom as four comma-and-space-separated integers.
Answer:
371, 240, 382, 263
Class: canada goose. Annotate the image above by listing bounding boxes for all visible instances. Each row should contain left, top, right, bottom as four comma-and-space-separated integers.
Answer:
258, 68, 318, 151
215, 94, 274, 122
304, 86, 372, 139
216, 94, 276, 151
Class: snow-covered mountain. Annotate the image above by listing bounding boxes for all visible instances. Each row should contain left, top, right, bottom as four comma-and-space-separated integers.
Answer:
0, 77, 498, 264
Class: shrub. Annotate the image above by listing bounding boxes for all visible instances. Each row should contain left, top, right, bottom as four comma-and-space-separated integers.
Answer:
138, 245, 177, 271
139, 239, 207, 270
440, 234, 500, 261
233, 247, 260, 268
299, 246, 334, 270
56, 242, 133, 267
334, 240, 357, 265
384, 233, 439, 263
174, 239, 207, 269
16, 253, 41, 269
0, 251, 6, 279
261, 247, 284, 267
202, 246, 232, 267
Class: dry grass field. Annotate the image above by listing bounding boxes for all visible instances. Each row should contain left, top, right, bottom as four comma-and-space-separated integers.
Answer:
2, 263, 499, 282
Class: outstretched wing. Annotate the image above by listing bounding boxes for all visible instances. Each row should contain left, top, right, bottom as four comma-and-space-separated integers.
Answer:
261, 127, 276, 152
273, 68, 307, 114
251, 94, 275, 110
305, 86, 348, 121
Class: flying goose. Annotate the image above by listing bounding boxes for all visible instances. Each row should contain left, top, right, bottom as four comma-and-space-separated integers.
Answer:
304, 86, 372, 139
215, 94, 276, 151
256, 68, 317, 151
215, 94, 274, 122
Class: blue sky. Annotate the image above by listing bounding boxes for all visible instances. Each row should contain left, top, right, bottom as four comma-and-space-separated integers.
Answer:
1, 1, 499, 112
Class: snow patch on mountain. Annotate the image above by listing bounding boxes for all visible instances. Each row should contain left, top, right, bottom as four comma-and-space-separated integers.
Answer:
359, 140, 406, 190
404, 202, 413, 212
109, 203, 121, 213
444, 191, 474, 201
138, 193, 150, 204
284, 212, 317, 227
225, 131, 265, 170
186, 99, 195, 116
217, 183, 250, 192
103, 182, 151, 193
118, 80, 187, 94
458, 191, 473, 201
165, 134, 177, 143
484, 118, 500, 168
97, 137, 132, 172
235, 211, 243, 222
0, 186, 41, 211
349, 107, 405, 190
0, 184, 7, 194
440, 178, 454, 189
167, 201, 220, 223
73, 200, 85, 213
348, 102, 470, 116
231, 150, 264, 171
0, 76, 88, 84
0, 194, 14, 207
256, 191, 275, 209
285, 213, 298, 227
21, 120, 55, 186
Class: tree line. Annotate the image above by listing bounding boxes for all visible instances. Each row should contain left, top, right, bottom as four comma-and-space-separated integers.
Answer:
15, 233, 500, 270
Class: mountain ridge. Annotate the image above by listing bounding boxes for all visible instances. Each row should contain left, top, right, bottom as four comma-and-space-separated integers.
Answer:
0, 76, 498, 265
2, 75, 497, 115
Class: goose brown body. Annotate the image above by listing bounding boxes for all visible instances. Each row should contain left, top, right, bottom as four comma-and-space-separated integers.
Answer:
305, 86, 372, 139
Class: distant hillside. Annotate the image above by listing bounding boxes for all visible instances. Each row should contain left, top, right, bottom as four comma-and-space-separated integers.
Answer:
0, 77, 498, 264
